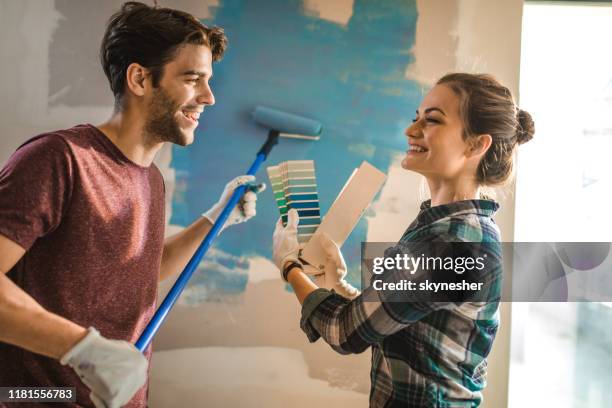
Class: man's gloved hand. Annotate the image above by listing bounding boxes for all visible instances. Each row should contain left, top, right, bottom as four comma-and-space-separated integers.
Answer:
272, 209, 301, 279
202, 175, 266, 233
60, 327, 148, 408
309, 233, 360, 299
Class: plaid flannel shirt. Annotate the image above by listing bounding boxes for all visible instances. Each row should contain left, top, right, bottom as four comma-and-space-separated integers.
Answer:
300, 199, 502, 408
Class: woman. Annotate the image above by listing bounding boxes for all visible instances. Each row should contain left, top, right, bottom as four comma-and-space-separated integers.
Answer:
272, 73, 534, 407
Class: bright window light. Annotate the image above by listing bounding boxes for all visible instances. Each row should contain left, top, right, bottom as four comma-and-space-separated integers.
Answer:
516, 3, 612, 243
511, 4, 612, 408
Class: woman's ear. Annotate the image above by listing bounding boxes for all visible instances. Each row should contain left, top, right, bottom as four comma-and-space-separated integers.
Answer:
125, 63, 149, 97
468, 134, 492, 158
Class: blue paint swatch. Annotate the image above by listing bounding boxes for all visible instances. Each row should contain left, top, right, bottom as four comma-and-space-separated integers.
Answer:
267, 160, 321, 244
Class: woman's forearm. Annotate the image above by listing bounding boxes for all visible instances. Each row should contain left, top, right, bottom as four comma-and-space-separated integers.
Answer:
286, 266, 318, 304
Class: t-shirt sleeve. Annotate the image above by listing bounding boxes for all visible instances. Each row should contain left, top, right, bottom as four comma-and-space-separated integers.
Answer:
0, 134, 74, 250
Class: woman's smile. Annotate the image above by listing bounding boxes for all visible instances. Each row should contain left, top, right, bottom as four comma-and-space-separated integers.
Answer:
407, 144, 428, 154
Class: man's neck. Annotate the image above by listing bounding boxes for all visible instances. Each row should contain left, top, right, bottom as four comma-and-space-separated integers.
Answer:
96, 110, 163, 167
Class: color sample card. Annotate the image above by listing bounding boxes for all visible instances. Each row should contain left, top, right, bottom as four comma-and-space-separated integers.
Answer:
301, 161, 386, 272
266, 160, 321, 245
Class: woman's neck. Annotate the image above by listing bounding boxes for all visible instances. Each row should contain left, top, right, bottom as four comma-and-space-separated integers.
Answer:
426, 176, 480, 207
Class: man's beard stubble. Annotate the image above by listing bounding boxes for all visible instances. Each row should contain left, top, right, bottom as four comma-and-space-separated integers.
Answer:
144, 86, 189, 146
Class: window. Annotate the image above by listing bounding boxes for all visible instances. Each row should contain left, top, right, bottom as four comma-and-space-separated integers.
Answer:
511, 3, 612, 407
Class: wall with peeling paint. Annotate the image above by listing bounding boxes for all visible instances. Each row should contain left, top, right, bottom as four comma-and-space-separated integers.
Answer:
0, 1, 523, 407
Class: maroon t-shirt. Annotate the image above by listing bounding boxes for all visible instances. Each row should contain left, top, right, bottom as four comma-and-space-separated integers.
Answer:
0, 124, 165, 407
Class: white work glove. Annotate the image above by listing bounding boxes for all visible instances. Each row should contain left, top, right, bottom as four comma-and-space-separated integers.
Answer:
202, 175, 266, 232
272, 208, 301, 279
60, 327, 148, 408
309, 233, 360, 299
272, 209, 360, 298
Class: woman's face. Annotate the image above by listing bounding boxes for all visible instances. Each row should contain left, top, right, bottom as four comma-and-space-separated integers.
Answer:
401, 84, 472, 180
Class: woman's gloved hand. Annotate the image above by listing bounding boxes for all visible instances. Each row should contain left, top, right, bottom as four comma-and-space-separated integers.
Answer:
309, 233, 360, 299
272, 210, 360, 298
272, 209, 301, 277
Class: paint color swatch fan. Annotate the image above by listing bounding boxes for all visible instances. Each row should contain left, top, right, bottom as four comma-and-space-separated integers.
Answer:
267, 160, 387, 274
267, 160, 321, 245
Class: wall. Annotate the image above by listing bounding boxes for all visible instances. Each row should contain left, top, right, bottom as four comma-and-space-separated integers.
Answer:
0, 1, 524, 407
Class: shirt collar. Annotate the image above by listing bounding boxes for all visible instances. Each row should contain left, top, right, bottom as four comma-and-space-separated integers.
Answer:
412, 198, 500, 228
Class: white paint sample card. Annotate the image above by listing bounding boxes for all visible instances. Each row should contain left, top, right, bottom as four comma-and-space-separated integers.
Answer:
300, 161, 386, 271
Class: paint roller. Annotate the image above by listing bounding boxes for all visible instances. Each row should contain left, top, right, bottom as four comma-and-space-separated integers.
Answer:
252, 106, 321, 141
135, 106, 322, 352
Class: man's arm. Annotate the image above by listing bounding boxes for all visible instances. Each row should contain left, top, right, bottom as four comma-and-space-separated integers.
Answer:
159, 175, 262, 281
0, 233, 87, 359
0, 232, 149, 407
160, 216, 212, 281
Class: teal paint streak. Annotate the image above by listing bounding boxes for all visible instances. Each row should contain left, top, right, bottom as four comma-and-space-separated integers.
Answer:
171, 0, 420, 296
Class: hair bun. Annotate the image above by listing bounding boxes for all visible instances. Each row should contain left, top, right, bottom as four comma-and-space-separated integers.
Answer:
516, 109, 535, 145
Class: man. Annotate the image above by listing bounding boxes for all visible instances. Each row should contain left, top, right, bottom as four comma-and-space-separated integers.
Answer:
0, 2, 261, 407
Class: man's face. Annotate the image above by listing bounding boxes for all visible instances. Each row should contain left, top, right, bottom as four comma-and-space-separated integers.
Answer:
144, 44, 215, 146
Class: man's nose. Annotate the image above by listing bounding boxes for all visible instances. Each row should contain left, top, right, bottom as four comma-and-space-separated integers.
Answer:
197, 84, 215, 106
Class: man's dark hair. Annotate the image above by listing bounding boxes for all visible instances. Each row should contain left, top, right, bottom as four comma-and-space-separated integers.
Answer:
100, 1, 227, 108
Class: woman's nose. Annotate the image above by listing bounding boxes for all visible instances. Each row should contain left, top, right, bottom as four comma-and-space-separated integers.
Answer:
405, 121, 421, 138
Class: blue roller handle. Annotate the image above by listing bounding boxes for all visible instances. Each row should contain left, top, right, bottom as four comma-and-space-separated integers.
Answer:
135, 135, 277, 352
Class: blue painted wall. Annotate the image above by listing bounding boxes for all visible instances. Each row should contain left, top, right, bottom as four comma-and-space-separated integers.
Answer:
171, 0, 420, 296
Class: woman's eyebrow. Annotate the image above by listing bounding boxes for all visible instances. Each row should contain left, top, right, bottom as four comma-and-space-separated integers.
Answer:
425, 107, 446, 116
416, 107, 446, 116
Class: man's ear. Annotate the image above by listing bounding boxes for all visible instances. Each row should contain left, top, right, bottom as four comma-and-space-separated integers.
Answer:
125, 63, 149, 97
468, 134, 493, 158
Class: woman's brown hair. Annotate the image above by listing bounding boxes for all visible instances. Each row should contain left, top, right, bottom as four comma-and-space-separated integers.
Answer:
437, 73, 535, 186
